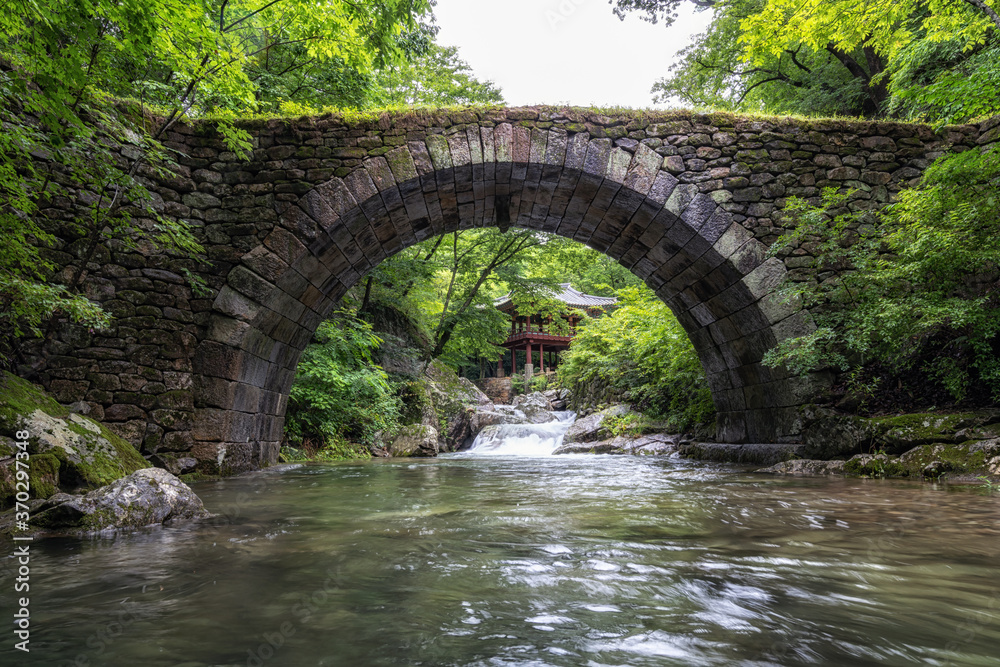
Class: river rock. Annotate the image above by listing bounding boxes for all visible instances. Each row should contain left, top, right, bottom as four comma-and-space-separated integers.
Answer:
553, 433, 678, 456
389, 424, 439, 457
757, 459, 847, 475
513, 391, 553, 410
563, 405, 632, 444
542, 389, 568, 410
1, 372, 150, 505
467, 408, 528, 438
921, 460, 953, 477
26, 468, 211, 535
988, 456, 1000, 476
679, 442, 806, 465
423, 362, 493, 451
553, 439, 627, 455
150, 453, 198, 475
626, 434, 679, 455
844, 452, 908, 477
969, 438, 1000, 458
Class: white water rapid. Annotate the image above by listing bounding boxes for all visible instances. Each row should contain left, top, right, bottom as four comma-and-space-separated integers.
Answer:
465, 411, 577, 456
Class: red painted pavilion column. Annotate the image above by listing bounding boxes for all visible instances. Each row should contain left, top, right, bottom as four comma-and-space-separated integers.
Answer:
526, 342, 532, 377
540, 343, 545, 373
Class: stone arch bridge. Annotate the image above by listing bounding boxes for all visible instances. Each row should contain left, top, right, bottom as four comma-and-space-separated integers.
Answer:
28, 107, 1000, 473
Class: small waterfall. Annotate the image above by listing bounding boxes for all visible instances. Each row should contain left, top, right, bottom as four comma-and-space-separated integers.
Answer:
466, 411, 576, 456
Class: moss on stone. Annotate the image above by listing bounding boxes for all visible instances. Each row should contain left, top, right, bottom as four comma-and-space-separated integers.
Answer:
898, 443, 991, 476
0, 371, 70, 431
844, 454, 909, 477
0, 371, 149, 505
28, 452, 60, 498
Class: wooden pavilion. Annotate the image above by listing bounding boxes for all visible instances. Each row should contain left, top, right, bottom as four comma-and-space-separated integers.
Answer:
493, 284, 617, 378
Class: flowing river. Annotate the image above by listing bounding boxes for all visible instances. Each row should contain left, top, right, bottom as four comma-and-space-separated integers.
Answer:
3, 422, 1000, 666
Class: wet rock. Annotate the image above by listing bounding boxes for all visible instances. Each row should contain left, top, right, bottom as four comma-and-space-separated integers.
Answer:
988, 456, 1000, 476
563, 405, 632, 444
1, 372, 149, 505
554, 433, 679, 456
678, 442, 806, 466
513, 392, 553, 411
969, 438, 1000, 458
389, 425, 439, 457
553, 439, 627, 455
921, 460, 953, 478
757, 459, 847, 475
24, 468, 211, 535
149, 453, 199, 475
844, 453, 908, 477
624, 434, 678, 456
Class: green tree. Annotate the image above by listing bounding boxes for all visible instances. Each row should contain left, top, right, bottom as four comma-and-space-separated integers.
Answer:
284, 311, 401, 455
559, 285, 714, 431
373, 43, 504, 107
0, 0, 431, 363
765, 147, 1000, 405
613, 0, 1000, 118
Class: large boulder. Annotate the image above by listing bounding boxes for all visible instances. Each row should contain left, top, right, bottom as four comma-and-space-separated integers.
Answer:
423, 361, 494, 451
1, 372, 150, 506
678, 442, 806, 465
563, 405, 632, 444
389, 425, 440, 457
513, 392, 557, 424
799, 407, 1000, 459
23, 468, 211, 535
468, 409, 520, 436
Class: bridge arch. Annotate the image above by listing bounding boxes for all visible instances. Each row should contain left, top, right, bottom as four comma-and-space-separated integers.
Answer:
193, 122, 824, 471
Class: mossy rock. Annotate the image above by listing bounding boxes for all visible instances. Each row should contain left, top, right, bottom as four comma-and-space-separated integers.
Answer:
872, 412, 992, 452
0, 372, 149, 507
844, 453, 910, 478
898, 443, 993, 477
845, 440, 999, 480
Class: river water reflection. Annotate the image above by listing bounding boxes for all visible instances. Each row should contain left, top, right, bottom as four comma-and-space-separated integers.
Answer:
3, 455, 1000, 666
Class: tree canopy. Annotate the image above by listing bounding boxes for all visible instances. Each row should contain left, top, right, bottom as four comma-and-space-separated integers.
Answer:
614, 0, 1000, 119
0, 0, 503, 364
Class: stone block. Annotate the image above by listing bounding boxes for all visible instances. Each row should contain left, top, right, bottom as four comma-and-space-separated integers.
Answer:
104, 403, 147, 422
742, 258, 787, 299
192, 408, 255, 443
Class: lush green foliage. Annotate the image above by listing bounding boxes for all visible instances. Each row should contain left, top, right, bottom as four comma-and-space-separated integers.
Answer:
284, 311, 401, 454
372, 43, 504, 107
617, 0, 1000, 119
0, 0, 502, 367
355, 229, 576, 372
648, 0, 872, 116
765, 146, 1000, 403
558, 286, 714, 431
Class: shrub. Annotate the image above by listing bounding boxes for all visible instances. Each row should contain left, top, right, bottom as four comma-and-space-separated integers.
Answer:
558, 286, 715, 431
284, 310, 401, 454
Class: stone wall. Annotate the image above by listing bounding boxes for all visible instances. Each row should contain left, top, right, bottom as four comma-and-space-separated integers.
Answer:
20, 107, 1000, 474
477, 377, 513, 405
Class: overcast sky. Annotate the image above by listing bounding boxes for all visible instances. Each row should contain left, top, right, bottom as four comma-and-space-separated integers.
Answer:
432, 0, 714, 109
